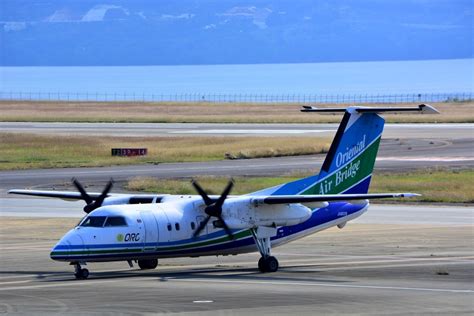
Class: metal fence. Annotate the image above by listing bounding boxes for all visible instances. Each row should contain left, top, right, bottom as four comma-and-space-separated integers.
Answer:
0, 91, 471, 104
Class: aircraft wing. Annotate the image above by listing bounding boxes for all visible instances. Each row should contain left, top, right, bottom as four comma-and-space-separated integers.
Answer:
253, 193, 419, 205
9, 189, 105, 200
8, 189, 162, 201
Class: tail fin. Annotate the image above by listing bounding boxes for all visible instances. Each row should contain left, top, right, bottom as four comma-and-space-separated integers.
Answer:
312, 108, 383, 194
251, 104, 438, 196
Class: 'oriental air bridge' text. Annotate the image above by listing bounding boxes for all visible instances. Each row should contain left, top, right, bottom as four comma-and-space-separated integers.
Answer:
335, 135, 367, 168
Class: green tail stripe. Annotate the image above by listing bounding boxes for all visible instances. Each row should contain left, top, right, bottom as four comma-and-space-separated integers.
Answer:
302, 137, 381, 195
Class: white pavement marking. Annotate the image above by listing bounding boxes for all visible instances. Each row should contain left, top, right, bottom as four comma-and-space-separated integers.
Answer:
0, 280, 33, 286
171, 129, 334, 134
2, 276, 470, 294
171, 278, 474, 294
377, 157, 474, 162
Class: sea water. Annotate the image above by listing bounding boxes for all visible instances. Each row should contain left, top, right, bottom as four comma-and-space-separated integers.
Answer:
0, 59, 472, 96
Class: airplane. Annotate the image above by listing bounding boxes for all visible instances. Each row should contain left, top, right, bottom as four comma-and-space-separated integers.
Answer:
9, 104, 439, 279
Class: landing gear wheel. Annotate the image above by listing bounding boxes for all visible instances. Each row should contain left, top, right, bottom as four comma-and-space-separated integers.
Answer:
138, 259, 158, 270
265, 256, 279, 272
258, 256, 279, 273
258, 257, 266, 272
75, 268, 89, 280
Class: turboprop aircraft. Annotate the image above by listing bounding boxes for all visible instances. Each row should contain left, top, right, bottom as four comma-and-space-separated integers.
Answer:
9, 104, 438, 279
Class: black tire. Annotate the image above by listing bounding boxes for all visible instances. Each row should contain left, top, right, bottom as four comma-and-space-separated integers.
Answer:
258, 256, 279, 273
265, 256, 279, 273
258, 257, 266, 273
138, 259, 158, 270
75, 268, 89, 279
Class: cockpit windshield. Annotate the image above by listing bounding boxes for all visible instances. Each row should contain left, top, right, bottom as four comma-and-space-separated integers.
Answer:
79, 216, 128, 227
80, 216, 107, 227
104, 216, 127, 227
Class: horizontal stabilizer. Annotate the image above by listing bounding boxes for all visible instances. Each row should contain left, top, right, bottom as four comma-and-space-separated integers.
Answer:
253, 193, 420, 205
301, 104, 439, 114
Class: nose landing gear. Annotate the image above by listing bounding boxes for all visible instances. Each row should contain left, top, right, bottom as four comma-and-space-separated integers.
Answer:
74, 263, 89, 279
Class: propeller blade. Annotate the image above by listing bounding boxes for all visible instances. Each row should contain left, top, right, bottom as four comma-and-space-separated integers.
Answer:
217, 215, 234, 240
191, 180, 213, 205
72, 178, 93, 205
215, 179, 234, 208
191, 178, 235, 240
193, 215, 211, 238
94, 179, 114, 207
73, 178, 114, 214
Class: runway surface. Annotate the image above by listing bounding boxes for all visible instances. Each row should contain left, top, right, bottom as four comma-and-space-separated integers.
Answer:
1, 137, 473, 198
1, 198, 473, 226
2, 122, 473, 138
0, 209, 472, 315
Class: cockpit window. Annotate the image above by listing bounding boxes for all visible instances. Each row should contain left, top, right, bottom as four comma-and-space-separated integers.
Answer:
80, 216, 107, 227
104, 216, 128, 227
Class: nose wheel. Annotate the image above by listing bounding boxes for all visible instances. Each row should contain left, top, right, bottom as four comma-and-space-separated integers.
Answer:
74, 263, 89, 279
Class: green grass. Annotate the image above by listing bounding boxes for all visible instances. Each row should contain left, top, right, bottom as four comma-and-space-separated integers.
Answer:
0, 133, 330, 170
370, 169, 474, 203
126, 169, 474, 204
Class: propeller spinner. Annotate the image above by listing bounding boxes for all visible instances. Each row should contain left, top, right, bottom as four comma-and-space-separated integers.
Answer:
72, 178, 114, 213
191, 179, 234, 240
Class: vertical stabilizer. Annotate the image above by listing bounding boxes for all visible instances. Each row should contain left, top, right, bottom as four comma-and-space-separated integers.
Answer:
249, 104, 438, 197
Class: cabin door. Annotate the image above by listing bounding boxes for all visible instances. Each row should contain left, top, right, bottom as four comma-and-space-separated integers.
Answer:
140, 211, 159, 252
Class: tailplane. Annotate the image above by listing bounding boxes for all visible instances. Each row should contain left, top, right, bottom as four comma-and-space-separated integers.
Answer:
251, 104, 438, 196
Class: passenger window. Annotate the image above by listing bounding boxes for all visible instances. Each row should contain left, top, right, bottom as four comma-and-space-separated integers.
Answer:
104, 216, 127, 227
80, 216, 106, 227
167, 223, 172, 231
191, 222, 196, 230
175, 223, 180, 231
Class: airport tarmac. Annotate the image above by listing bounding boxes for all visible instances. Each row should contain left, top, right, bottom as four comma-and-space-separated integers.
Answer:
1, 122, 473, 138
1, 122, 473, 313
0, 211, 472, 315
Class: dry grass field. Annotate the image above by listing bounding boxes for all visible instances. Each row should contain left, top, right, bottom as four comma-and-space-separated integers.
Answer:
1, 100, 472, 123
0, 133, 330, 170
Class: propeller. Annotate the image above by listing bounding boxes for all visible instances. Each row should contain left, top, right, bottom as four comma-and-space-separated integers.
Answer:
191, 179, 234, 240
72, 178, 114, 213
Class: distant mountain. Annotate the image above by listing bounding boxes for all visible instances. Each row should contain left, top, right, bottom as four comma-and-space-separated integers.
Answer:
1, 0, 472, 66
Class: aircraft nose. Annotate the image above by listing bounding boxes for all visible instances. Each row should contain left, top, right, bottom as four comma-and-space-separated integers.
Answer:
50, 229, 84, 260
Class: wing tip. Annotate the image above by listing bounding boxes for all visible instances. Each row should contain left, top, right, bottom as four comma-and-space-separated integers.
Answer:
399, 193, 421, 198
419, 104, 440, 114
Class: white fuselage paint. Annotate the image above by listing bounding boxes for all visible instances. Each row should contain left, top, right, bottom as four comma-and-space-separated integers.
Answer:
52, 196, 320, 261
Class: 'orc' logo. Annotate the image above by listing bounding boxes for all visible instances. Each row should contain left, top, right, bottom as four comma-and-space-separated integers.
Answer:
117, 233, 141, 242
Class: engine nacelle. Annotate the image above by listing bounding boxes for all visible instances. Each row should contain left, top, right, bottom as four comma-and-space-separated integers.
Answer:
223, 197, 312, 229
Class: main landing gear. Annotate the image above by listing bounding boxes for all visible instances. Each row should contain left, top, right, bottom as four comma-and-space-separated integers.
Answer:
74, 263, 89, 280
137, 259, 158, 270
251, 227, 279, 273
